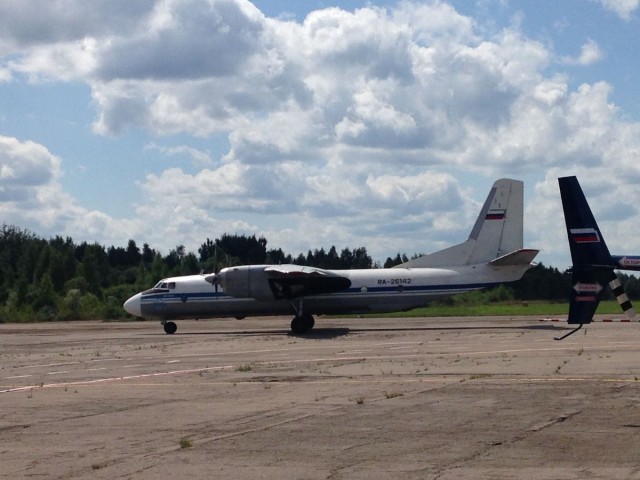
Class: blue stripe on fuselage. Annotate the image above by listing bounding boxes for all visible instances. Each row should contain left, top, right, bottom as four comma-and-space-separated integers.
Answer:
140, 281, 498, 304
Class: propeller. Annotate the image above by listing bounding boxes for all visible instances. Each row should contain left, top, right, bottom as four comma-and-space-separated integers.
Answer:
204, 246, 221, 292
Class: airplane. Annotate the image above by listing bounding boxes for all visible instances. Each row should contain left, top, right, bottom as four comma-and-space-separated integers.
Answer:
556, 175, 639, 340
123, 178, 539, 335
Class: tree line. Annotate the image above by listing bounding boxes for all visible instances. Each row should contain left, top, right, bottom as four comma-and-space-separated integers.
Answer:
0, 225, 378, 322
1, 223, 639, 323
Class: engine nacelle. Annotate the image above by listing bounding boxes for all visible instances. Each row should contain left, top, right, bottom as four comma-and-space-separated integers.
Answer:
217, 265, 275, 300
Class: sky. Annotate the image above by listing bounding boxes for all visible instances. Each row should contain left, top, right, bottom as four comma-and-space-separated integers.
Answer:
1, 0, 640, 271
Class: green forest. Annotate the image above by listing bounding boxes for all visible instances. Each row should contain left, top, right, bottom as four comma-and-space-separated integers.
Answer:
1, 223, 639, 323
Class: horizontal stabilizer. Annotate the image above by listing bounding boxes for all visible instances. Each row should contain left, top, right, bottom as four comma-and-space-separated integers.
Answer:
489, 249, 539, 266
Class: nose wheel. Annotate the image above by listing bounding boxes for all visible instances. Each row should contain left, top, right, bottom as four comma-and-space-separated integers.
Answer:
163, 321, 177, 334
290, 314, 315, 334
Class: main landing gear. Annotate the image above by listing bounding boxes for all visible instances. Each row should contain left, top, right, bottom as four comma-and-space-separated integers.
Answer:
290, 314, 315, 335
290, 298, 315, 334
162, 320, 177, 335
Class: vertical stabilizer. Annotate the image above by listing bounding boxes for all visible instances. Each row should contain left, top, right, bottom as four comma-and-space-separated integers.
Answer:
396, 178, 524, 268
467, 178, 523, 264
558, 176, 612, 267
558, 176, 626, 329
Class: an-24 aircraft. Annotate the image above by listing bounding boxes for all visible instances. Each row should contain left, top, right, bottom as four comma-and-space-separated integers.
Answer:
557, 175, 639, 339
123, 178, 538, 335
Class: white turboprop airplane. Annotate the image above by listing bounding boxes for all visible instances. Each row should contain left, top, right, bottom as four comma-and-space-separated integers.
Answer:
123, 178, 538, 335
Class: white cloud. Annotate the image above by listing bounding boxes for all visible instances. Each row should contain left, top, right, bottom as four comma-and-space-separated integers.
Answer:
0, 135, 139, 247
0, 136, 59, 195
1, 1, 640, 265
96, 0, 265, 81
9, 37, 98, 81
0, 64, 12, 82
598, 0, 640, 20
561, 39, 604, 66
0, 0, 151, 48
145, 143, 214, 167
577, 39, 604, 65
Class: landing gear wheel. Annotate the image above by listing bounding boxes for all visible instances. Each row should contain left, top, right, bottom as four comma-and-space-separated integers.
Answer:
163, 321, 177, 335
290, 314, 315, 334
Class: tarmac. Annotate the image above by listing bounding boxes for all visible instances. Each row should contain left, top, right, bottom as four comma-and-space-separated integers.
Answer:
2, 315, 640, 479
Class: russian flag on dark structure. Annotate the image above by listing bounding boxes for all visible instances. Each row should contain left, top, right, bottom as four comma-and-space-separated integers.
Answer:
570, 228, 600, 243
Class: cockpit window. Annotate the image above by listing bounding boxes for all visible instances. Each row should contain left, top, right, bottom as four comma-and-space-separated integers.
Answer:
143, 280, 176, 295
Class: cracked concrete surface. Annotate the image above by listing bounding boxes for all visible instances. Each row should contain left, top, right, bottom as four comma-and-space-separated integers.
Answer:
1, 316, 640, 479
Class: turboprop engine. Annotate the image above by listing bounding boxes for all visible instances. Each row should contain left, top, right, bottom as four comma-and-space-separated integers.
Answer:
204, 264, 353, 301
205, 265, 275, 300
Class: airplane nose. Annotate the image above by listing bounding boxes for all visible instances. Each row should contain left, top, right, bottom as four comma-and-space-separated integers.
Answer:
123, 293, 142, 317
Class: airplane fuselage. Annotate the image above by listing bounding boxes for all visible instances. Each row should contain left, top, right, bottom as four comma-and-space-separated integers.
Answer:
123, 178, 538, 334
611, 255, 640, 271
125, 262, 531, 321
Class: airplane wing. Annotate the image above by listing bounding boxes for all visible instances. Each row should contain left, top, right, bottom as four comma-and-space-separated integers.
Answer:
264, 265, 352, 300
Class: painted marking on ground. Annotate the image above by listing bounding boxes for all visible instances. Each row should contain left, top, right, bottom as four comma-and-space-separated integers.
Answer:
4, 342, 640, 394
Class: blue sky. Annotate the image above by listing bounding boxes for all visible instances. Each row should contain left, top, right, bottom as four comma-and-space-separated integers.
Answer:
1, 0, 639, 270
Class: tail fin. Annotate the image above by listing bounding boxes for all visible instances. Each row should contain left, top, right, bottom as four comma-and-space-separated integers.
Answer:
558, 176, 634, 327
396, 178, 526, 268
558, 176, 612, 268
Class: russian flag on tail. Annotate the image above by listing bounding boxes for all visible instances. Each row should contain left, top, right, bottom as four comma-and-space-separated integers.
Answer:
485, 209, 506, 220
570, 228, 600, 244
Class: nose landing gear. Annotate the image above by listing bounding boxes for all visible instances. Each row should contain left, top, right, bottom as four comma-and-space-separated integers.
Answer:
162, 320, 177, 334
